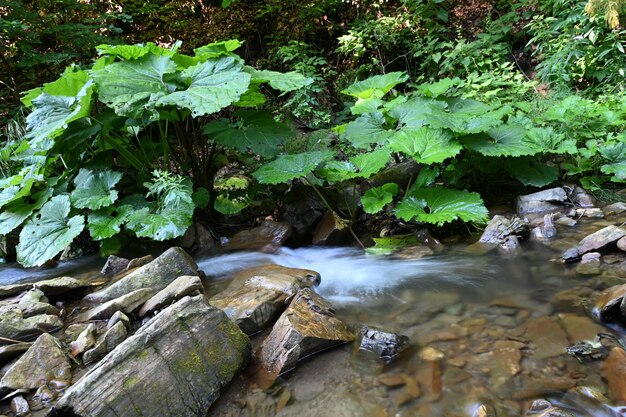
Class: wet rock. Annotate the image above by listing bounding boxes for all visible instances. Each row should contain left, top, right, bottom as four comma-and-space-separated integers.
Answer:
512, 376, 576, 400
603, 347, 626, 404
139, 275, 202, 317
225, 220, 291, 251
100, 255, 129, 276
499, 235, 522, 254
0, 343, 30, 364
521, 316, 569, 359
571, 208, 604, 218
479, 215, 528, 245
283, 186, 327, 236
603, 202, 626, 216
568, 185, 595, 208
359, 326, 409, 364
210, 265, 320, 335
416, 352, 442, 401
177, 223, 215, 255
275, 386, 367, 417
50, 295, 250, 417
256, 288, 353, 377
81, 288, 155, 321
0, 283, 32, 299
555, 216, 577, 227
0, 308, 63, 342
594, 283, 626, 322
11, 396, 29, 416
525, 399, 575, 417
17, 289, 58, 317
517, 188, 567, 216
562, 225, 626, 262
557, 314, 607, 343
126, 254, 153, 270
70, 323, 96, 357
0, 333, 70, 393
566, 334, 614, 361
531, 214, 558, 242
85, 247, 197, 303
312, 210, 348, 245
106, 311, 130, 330
369, 160, 419, 188
83, 321, 127, 365
34, 276, 97, 297
576, 252, 601, 275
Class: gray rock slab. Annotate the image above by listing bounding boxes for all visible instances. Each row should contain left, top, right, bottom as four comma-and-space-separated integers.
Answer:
34, 276, 97, 296
83, 322, 127, 365
80, 288, 155, 321
479, 215, 529, 245
139, 275, 203, 316
517, 188, 567, 215
85, 247, 197, 303
563, 225, 626, 261
0, 333, 70, 392
0, 308, 63, 342
0, 284, 32, 299
49, 295, 250, 417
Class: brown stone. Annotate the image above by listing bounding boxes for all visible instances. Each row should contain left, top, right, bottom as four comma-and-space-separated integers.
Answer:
255, 288, 353, 377
378, 373, 407, 387
552, 286, 593, 313
225, 220, 291, 251
603, 347, 626, 404
312, 210, 348, 245
557, 314, 606, 343
522, 316, 569, 359
595, 283, 626, 322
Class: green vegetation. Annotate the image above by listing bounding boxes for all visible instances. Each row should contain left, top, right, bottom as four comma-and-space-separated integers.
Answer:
1, 0, 625, 266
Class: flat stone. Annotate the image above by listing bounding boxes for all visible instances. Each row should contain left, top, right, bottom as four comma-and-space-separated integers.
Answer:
100, 255, 130, 276
359, 326, 409, 364
603, 202, 626, 216
555, 217, 577, 227
17, 289, 59, 317
573, 208, 604, 218
0, 283, 32, 299
50, 295, 250, 417
70, 323, 97, 357
0, 308, 63, 342
34, 276, 96, 296
126, 255, 153, 270
256, 288, 353, 377
563, 225, 626, 262
312, 210, 348, 245
225, 220, 291, 251
0, 343, 31, 364
517, 188, 567, 215
557, 314, 606, 344
139, 275, 202, 316
0, 333, 70, 393
106, 311, 130, 330
522, 316, 569, 360
479, 215, 528, 245
210, 265, 320, 335
85, 247, 197, 303
576, 252, 602, 275
83, 322, 127, 365
81, 288, 155, 321
603, 347, 626, 404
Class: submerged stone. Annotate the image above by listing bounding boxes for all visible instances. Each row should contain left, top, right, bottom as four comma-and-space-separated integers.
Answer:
359, 326, 409, 364
50, 295, 250, 417
602, 347, 626, 404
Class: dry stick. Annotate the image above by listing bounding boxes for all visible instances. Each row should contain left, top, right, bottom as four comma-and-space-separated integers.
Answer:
0, 336, 31, 344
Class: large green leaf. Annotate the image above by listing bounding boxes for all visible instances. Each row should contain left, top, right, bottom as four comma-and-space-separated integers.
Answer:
389, 97, 444, 128
601, 162, 626, 181
126, 208, 192, 241
96, 42, 176, 60
395, 188, 488, 226
16, 195, 85, 267
247, 68, 313, 92
156, 56, 251, 117
525, 127, 578, 155
253, 151, 334, 184
24, 70, 94, 150
389, 127, 461, 164
344, 113, 393, 149
87, 207, 128, 240
205, 110, 293, 158
214, 194, 250, 214
0, 190, 52, 236
362, 183, 398, 214
319, 149, 390, 182
194, 40, 242, 59
92, 53, 177, 118
462, 124, 539, 157
506, 157, 559, 187
70, 169, 123, 210
342, 72, 409, 99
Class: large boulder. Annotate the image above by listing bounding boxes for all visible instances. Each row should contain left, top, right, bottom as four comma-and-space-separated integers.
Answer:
256, 288, 353, 377
49, 295, 250, 417
84, 247, 198, 303
562, 225, 626, 262
210, 265, 320, 335
0, 333, 71, 393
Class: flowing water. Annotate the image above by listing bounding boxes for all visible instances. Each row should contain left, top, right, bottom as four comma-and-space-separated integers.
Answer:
200, 243, 626, 417
1, 221, 624, 416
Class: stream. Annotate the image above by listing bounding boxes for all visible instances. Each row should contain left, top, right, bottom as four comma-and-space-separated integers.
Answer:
1, 219, 625, 416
